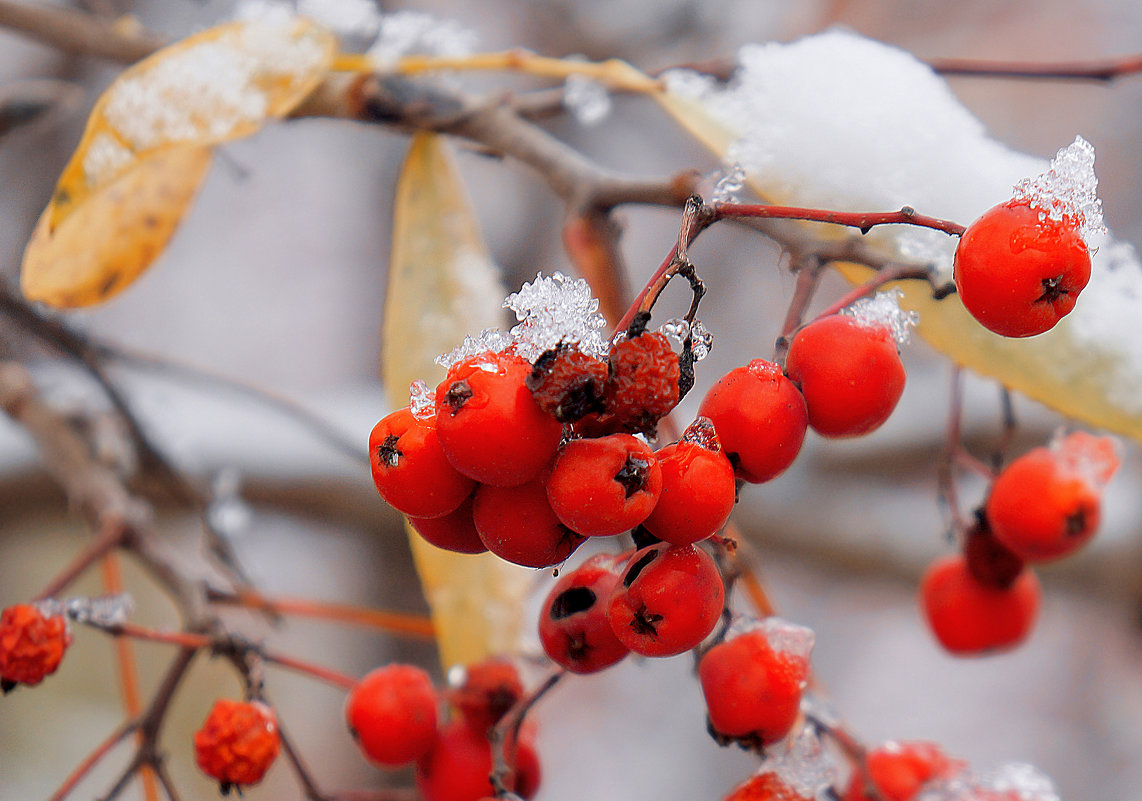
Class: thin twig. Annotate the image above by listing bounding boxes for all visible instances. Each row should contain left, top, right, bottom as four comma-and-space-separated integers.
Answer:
48, 720, 138, 801
206, 588, 435, 640
490, 670, 564, 796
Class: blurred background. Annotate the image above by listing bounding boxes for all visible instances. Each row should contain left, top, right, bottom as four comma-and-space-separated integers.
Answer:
2, 1, 1142, 799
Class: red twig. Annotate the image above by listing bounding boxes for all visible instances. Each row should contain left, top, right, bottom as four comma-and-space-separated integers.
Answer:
207, 588, 436, 640
261, 650, 358, 691
715, 203, 966, 237
928, 53, 1142, 83
34, 519, 126, 601
813, 264, 935, 320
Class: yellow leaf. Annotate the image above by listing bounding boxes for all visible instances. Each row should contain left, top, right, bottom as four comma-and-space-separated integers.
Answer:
21, 146, 213, 308
383, 132, 530, 670
651, 80, 1142, 443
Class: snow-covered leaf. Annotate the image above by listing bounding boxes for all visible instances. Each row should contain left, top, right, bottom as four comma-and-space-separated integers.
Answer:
383, 132, 528, 670
21, 18, 336, 308
653, 31, 1142, 442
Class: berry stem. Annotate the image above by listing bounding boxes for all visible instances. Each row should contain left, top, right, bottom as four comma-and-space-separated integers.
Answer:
206, 588, 436, 640
48, 719, 138, 801
490, 669, 565, 797
813, 264, 935, 320
261, 650, 359, 691
34, 518, 126, 601
276, 719, 330, 801
714, 202, 967, 237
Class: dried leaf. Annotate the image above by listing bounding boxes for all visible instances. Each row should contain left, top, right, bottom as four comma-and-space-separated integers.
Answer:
383, 132, 529, 669
21, 18, 336, 308
21, 146, 213, 308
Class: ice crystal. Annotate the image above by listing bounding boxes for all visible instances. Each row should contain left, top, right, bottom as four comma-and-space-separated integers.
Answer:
434, 328, 514, 370
409, 379, 434, 419
659, 317, 690, 345
505, 272, 609, 361
37, 594, 134, 627
1050, 429, 1122, 490
759, 727, 836, 800
843, 289, 917, 346
727, 615, 815, 663
366, 11, 477, 68
82, 132, 134, 186
980, 763, 1059, 801
658, 318, 713, 360
233, 0, 295, 27
712, 162, 747, 204
1012, 136, 1105, 248
563, 73, 612, 126
297, 0, 381, 39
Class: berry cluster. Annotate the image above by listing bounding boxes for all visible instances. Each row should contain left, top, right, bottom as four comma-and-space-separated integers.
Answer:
344, 659, 540, 801
921, 431, 1120, 655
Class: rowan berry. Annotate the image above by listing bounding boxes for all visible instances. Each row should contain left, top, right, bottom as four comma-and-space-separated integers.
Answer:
416, 718, 541, 801
345, 664, 439, 766
0, 604, 71, 692
724, 772, 811, 801
369, 407, 476, 518
963, 518, 1024, 590
843, 741, 964, 801
698, 359, 808, 483
194, 699, 280, 793
472, 480, 586, 568
604, 331, 680, 436
526, 342, 608, 423
784, 314, 906, 439
538, 553, 629, 674
546, 434, 662, 537
435, 351, 563, 487
920, 554, 1041, 655
698, 618, 813, 748
985, 433, 1116, 562
449, 658, 524, 734
607, 543, 724, 658
643, 418, 736, 546
409, 495, 487, 555
953, 201, 1091, 338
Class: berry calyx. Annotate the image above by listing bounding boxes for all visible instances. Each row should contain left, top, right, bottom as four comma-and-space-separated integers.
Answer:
472, 480, 586, 568
409, 495, 488, 555
642, 418, 737, 546
607, 543, 724, 658
449, 658, 524, 734
784, 314, 906, 439
369, 407, 476, 519
0, 603, 71, 692
434, 351, 563, 487
416, 718, 541, 801
843, 740, 965, 801
954, 201, 1091, 338
698, 359, 808, 483
538, 554, 629, 674
698, 618, 814, 748
546, 434, 662, 537
345, 664, 439, 766
984, 435, 1115, 562
920, 554, 1041, 656
194, 699, 280, 793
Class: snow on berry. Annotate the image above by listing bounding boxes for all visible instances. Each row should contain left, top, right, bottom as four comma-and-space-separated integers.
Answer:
1011, 136, 1105, 250
842, 290, 917, 347
1049, 429, 1122, 490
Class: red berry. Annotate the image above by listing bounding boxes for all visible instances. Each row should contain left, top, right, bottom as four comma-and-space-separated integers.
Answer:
607, 543, 724, 658
698, 359, 808, 483
546, 434, 662, 537
416, 719, 540, 801
604, 331, 680, 436
784, 314, 905, 438
963, 519, 1024, 590
724, 772, 812, 801
954, 201, 1091, 338
526, 342, 608, 422
345, 664, 439, 766
920, 554, 1040, 655
409, 495, 487, 555
435, 351, 563, 487
194, 699, 280, 792
843, 741, 964, 801
698, 619, 813, 747
985, 442, 1107, 563
539, 554, 630, 674
449, 658, 524, 734
473, 480, 586, 568
0, 604, 71, 691
369, 407, 476, 518
643, 418, 736, 546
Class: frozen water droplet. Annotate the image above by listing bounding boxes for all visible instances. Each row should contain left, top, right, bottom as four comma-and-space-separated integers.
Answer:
37, 593, 135, 627
409, 379, 435, 419
712, 162, 747, 204
688, 320, 713, 360
563, 73, 612, 126
659, 317, 690, 344
761, 727, 836, 799
1012, 135, 1105, 248
681, 416, 720, 451
843, 289, 917, 346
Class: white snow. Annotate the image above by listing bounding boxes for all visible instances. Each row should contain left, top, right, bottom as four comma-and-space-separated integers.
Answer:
658, 318, 714, 360
1012, 136, 1105, 248
81, 132, 134, 187
843, 289, 918, 347
711, 162, 746, 204
563, 73, 612, 126
297, 0, 381, 39
916, 762, 1059, 801
759, 727, 836, 799
726, 615, 816, 664
408, 379, 434, 418
366, 11, 477, 69
36, 593, 134, 627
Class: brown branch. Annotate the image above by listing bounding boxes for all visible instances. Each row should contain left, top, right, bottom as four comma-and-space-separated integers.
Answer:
0, 0, 162, 62
928, 53, 1142, 83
